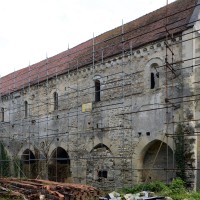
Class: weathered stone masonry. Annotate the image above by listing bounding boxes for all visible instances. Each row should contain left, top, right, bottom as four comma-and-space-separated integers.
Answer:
0, 0, 200, 191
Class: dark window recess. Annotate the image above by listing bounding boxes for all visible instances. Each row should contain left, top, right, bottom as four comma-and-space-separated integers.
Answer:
1, 108, 4, 122
150, 73, 155, 89
146, 132, 150, 136
95, 80, 101, 102
24, 101, 28, 118
54, 92, 58, 110
55, 147, 70, 164
22, 149, 36, 164
98, 170, 107, 178
138, 132, 142, 137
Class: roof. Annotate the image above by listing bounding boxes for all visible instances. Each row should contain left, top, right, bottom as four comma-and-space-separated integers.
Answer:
0, 0, 198, 96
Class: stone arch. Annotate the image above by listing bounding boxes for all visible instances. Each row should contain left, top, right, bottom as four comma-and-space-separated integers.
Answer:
18, 144, 36, 158
47, 141, 72, 159
21, 149, 37, 178
145, 57, 163, 69
86, 143, 115, 188
134, 138, 175, 183
48, 147, 71, 182
93, 75, 103, 83
142, 140, 175, 182
21, 149, 36, 164
86, 136, 117, 156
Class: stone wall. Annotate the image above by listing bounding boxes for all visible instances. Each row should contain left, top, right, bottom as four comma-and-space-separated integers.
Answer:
0, 29, 199, 190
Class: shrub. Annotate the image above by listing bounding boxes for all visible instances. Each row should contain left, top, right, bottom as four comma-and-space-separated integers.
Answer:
120, 181, 167, 194
169, 178, 186, 194
119, 178, 200, 200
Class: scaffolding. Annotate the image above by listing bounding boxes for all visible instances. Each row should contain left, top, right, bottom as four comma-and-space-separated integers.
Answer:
0, 0, 199, 192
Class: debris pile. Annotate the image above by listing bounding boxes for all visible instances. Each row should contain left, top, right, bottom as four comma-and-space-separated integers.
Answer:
0, 178, 100, 200
100, 191, 165, 200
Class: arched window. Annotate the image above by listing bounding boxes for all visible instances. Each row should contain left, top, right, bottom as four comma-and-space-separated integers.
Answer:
1, 108, 4, 122
21, 149, 36, 164
24, 101, 28, 118
54, 92, 58, 110
150, 63, 159, 89
95, 80, 101, 102
87, 143, 113, 181
48, 147, 70, 182
150, 73, 155, 89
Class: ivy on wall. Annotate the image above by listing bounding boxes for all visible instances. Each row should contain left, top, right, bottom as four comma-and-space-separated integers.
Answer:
13, 158, 22, 178
0, 143, 11, 177
175, 123, 186, 182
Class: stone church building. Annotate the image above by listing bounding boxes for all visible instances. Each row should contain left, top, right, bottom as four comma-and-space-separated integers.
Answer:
1, 0, 200, 190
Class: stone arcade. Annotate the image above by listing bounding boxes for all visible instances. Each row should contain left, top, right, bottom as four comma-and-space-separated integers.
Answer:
1, 0, 200, 190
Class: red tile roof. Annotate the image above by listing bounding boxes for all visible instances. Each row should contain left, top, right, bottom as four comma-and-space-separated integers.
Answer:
0, 0, 197, 96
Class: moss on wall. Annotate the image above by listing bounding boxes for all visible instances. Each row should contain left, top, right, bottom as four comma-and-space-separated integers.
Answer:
175, 123, 186, 182
0, 143, 11, 177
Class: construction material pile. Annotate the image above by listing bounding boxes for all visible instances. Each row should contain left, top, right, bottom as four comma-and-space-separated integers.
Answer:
100, 191, 165, 200
0, 178, 100, 200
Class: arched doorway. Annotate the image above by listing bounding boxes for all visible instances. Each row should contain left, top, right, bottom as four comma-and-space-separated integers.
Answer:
48, 147, 70, 182
86, 143, 115, 188
142, 140, 175, 183
21, 149, 37, 178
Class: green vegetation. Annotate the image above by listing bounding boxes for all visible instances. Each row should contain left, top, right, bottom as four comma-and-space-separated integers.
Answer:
0, 143, 11, 177
0, 143, 22, 178
121, 180, 167, 194
175, 123, 186, 182
120, 178, 200, 200
13, 158, 23, 178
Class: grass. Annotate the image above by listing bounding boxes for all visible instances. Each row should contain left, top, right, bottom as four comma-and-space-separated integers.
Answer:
119, 178, 200, 200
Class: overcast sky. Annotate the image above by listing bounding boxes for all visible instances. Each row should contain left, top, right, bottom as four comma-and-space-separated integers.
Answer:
0, 0, 175, 77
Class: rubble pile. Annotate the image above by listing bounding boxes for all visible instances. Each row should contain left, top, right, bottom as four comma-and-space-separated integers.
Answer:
100, 191, 165, 200
0, 178, 100, 200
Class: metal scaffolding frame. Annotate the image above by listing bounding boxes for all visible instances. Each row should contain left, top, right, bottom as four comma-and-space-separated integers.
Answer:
0, 1, 199, 191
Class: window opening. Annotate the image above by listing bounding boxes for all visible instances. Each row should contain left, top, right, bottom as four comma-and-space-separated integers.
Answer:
95, 80, 101, 102
54, 92, 58, 110
21, 149, 36, 164
150, 63, 159, 89
146, 132, 150, 136
98, 170, 107, 178
138, 132, 142, 137
24, 101, 28, 118
52, 147, 70, 165
1, 108, 4, 122
150, 73, 155, 89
